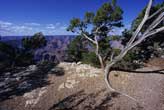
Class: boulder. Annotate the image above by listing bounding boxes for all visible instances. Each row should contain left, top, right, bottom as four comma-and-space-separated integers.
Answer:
27, 65, 37, 71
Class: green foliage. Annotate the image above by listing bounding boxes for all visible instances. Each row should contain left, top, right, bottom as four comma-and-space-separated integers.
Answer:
67, 1, 124, 68
67, 36, 100, 67
98, 36, 113, 59
121, 29, 132, 46
0, 42, 18, 69
0, 32, 47, 70
22, 32, 47, 50
121, 3, 164, 62
113, 51, 141, 70
67, 0, 123, 36
81, 52, 100, 68
131, 3, 164, 32
121, 29, 153, 63
21, 32, 47, 65
93, 1, 123, 27
37, 61, 57, 72
67, 18, 82, 33
0, 41, 34, 69
0, 41, 16, 57
84, 12, 95, 24
67, 35, 85, 62
0, 42, 13, 70
16, 52, 33, 66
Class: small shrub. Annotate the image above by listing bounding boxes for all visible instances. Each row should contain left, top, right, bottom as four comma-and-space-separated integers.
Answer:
81, 52, 100, 68
37, 61, 58, 73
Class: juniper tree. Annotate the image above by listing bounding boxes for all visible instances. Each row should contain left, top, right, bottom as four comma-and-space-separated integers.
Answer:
67, 0, 164, 101
67, 0, 123, 69
22, 32, 47, 51
131, 2, 164, 60
21, 32, 47, 65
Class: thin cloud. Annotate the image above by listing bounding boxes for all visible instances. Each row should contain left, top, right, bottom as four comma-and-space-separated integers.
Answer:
11, 26, 33, 32
59, 25, 67, 30
0, 20, 13, 28
0, 20, 73, 36
55, 22, 61, 26
24, 23, 41, 26
46, 24, 56, 29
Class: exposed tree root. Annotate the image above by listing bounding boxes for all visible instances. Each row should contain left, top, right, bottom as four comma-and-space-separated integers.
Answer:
104, 70, 139, 103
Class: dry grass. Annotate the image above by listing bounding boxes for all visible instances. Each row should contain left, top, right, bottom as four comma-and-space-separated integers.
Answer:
145, 58, 164, 69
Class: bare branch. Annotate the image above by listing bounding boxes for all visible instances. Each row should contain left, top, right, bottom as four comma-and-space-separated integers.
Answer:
145, 26, 164, 38
116, 27, 164, 62
81, 32, 96, 44
124, 26, 164, 55
148, 12, 164, 31
94, 36, 99, 54
126, 0, 152, 47
118, 1, 163, 63
148, 7, 164, 20
74, 0, 163, 103
79, 26, 105, 69
110, 51, 115, 62
103, 51, 109, 61
103, 0, 164, 102
94, 35, 105, 69
112, 26, 164, 72
81, 26, 106, 45
95, 27, 101, 33
145, 0, 153, 16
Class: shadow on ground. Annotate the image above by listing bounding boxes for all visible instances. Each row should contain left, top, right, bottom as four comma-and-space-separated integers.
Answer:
0, 63, 65, 102
111, 68, 164, 74
49, 89, 121, 110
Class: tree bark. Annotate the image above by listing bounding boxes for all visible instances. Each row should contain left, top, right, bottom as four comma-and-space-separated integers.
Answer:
98, 54, 105, 70
104, 62, 138, 102
78, 0, 164, 102
104, 62, 116, 91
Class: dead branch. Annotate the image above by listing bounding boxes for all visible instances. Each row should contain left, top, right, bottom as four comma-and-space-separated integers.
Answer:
79, 0, 164, 103
126, 0, 152, 47
81, 32, 96, 44
104, 0, 164, 102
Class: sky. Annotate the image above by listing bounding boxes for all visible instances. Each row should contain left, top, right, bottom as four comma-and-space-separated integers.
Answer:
0, 0, 163, 36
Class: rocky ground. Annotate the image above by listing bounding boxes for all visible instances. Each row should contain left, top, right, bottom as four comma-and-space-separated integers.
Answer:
0, 61, 164, 110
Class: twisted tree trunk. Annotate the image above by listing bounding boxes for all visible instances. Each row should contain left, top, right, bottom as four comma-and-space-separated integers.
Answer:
80, 0, 164, 102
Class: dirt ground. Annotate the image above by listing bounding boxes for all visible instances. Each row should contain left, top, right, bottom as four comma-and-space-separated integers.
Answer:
0, 62, 164, 110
